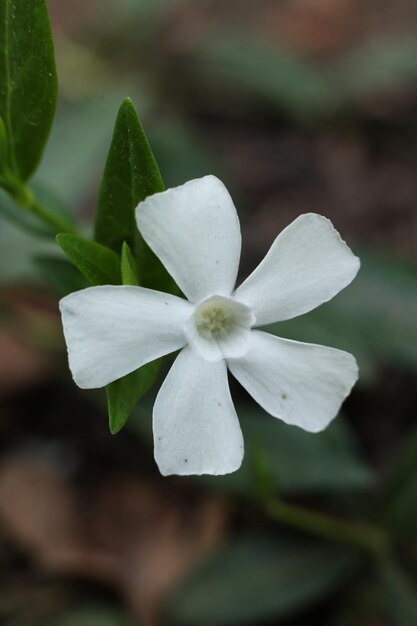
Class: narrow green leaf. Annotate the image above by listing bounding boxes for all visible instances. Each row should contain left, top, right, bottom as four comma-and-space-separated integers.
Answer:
95, 97, 176, 293
107, 360, 159, 435
56, 234, 121, 286
95, 97, 164, 251
0, 0, 57, 181
169, 533, 359, 624
121, 241, 139, 286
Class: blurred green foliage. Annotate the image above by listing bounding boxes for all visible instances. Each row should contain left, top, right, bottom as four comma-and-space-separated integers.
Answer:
170, 533, 360, 624
1, 1, 417, 625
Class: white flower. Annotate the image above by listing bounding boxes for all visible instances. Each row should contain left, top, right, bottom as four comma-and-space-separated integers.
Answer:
59, 176, 360, 476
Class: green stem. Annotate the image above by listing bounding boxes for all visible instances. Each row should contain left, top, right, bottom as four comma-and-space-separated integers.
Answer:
1, 173, 77, 235
266, 499, 389, 556
24, 195, 76, 234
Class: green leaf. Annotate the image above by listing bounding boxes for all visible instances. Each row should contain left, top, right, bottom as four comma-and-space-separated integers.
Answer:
202, 407, 373, 496
0, 117, 6, 169
169, 533, 359, 624
95, 97, 176, 293
121, 241, 139, 286
95, 97, 164, 251
0, 0, 57, 181
107, 360, 159, 435
56, 234, 121, 286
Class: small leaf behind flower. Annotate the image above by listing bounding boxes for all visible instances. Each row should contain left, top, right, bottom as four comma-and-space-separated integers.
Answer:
0, 0, 57, 181
121, 241, 139, 286
107, 360, 159, 435
56, 234, 121, 286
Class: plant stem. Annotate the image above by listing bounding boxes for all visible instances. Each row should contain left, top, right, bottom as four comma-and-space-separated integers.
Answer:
24, 195, 77, 234
266, 499, 389, 556
1, 172, 77, 234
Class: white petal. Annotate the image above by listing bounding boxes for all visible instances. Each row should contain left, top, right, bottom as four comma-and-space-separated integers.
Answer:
136, 176, 241, 302
153, 346, 244, 476
228, 330, 358, 432
59, 286, 191, 389
234, 213, 360, 325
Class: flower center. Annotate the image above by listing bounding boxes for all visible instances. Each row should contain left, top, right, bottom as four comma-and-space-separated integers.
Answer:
184, 295, 255, 362
195, 304, 234, 338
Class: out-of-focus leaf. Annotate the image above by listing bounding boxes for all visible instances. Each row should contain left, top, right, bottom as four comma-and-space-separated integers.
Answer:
386, 424, 417, 494
149, 119, 222, 188
56, 234, 121, 286
0, 217, 55, 282
0, 181, 73, 239
55, 606, 130, 626
34, 95, 122, 210
0, 188, 52, 236
96, 0, 181, 38
121, 241, 139, 286
95, 97, 164, 252
0, 0, 57, 181
169, 533, 359, 625
198, 36, 337, 118
382, 423, 417, 541
267, 250, 417, 374
107, 359, 159, 435
332, 36, 417, 100
34, 256, 89, 296
203, 408, 373, 495
379, 560, 417, 626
